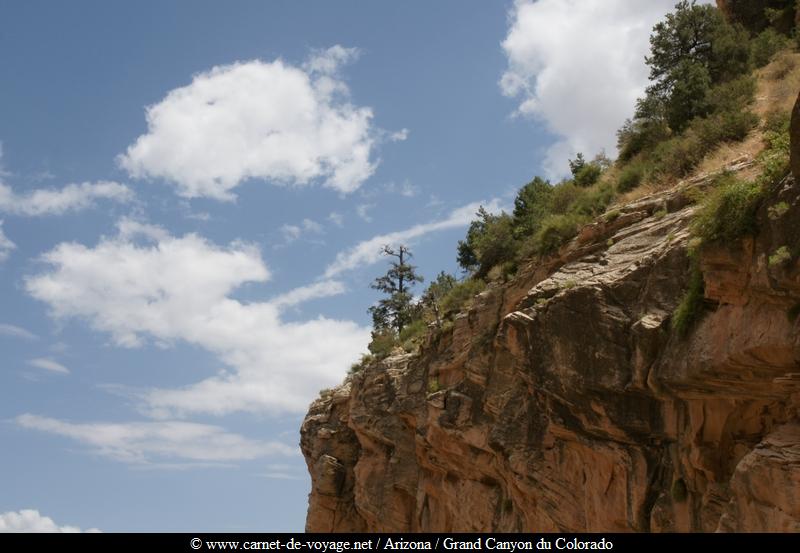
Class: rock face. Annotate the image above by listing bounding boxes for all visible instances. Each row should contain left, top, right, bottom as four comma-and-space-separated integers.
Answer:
302, 155, 800, 532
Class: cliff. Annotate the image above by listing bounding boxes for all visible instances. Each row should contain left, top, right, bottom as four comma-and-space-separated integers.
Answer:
300, 105, 800, 532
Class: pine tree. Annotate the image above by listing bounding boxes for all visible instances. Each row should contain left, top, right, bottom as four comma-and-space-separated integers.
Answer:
368, 245, 423, 334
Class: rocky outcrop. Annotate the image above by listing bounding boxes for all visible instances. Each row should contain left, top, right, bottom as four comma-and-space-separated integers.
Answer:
301, 156, 800, 532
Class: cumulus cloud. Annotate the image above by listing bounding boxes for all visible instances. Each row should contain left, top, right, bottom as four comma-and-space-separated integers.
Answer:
0, 323, 38, 340
324, 199, 504, 278
15, 414, 295, 463
0, 509, 100, 533
500, 0, 713, 177
25, 225, 369, 415
0, 181, 133, 216
0, 220, 15, 262
119, 46, 384, 200
28, 358, 69, 374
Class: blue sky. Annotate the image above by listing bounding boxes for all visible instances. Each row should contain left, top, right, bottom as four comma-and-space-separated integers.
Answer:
0, 0, 703, 533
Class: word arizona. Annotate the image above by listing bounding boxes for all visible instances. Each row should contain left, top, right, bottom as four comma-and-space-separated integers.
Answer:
384, 539, 433, 550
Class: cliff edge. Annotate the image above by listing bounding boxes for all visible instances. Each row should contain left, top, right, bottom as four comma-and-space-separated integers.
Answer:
300, 94, 800, 532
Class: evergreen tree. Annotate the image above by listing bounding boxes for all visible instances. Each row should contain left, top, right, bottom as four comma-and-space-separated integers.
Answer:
617, 0, 753, 153
456, 207, 515, 277
368, 245, 423, 334
512, 176, 552, 238
568, 153, 587, 177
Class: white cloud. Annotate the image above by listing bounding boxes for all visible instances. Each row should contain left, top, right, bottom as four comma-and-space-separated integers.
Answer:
355, 203, 374, 223
15, 414, 296, 463
382, 180, 418, 197
303, 45, 360, 75
116, 217, 170, 242
328, 211, 344, 227
324, 199, 504, 278
500, 0, 713, 178
279, 218, 324, 244
389, 128, 409, 142
28, 358, 69, 374
399, 182, 418, 197
269, 280, 346, 309
119, 46, 383, 200
0, 142, 9, 178
25, 225, 369, 415
0, 323, 38, 340
0, 181, 133, 216
0, 509, 100, 533
0, 220, 15, 262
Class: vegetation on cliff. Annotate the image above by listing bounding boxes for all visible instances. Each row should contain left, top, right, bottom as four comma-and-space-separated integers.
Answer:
355, 0, 796, 366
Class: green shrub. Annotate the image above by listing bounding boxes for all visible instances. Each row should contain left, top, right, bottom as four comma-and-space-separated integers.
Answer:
673, 261, 705, 337
694, 110, 759, 149
570, 183, 615, 217
457, 208, 517, 277
568, 152, 604, 187
617, 162, 647, 193
617, 116, 670, 162
440, 278, 486, 315
769, 53, 796, 80
652, 102, 757, 182
764, 110, 790, 134
707, 75, 757, 113
752, 29, 789, 68
367, 329, 398, 358
512, 177, 553, 238
574, 163, 602, 188
651, 131, 705, 179
769, 246, 792, 267
758, 125, 790, 187
349, 354, 375, 375
474, 214, 516, 277
399, 318, 427, 347
768, 201, 790, 220
691, 174, 763, 244
486, 261, 517, 283
549, 181, 584, 214
530, 213, 586, 255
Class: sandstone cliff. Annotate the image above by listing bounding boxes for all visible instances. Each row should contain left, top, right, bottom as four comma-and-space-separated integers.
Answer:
300, 95, 800, 532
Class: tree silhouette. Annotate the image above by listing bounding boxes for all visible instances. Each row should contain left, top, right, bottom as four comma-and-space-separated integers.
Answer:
368, 245, 423, 334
